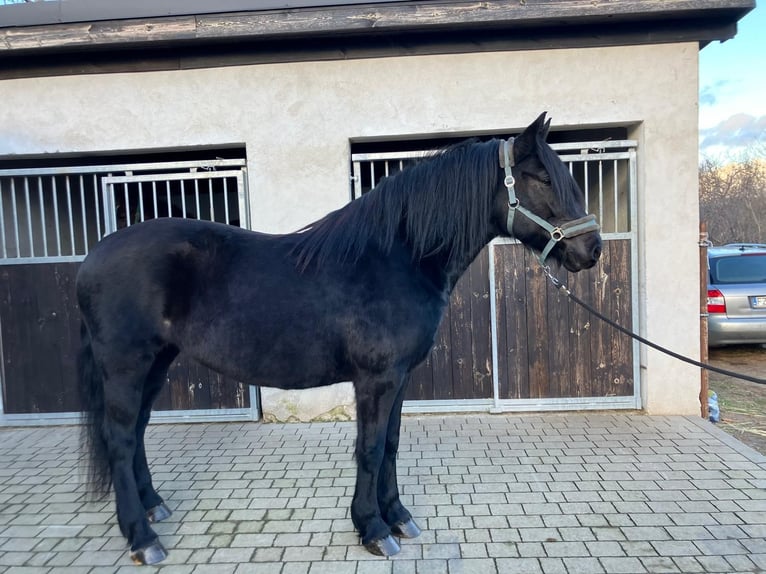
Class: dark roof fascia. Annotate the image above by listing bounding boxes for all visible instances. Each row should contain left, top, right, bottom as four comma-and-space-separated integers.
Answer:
0, 0, 755, 79
0, 0, 410, 28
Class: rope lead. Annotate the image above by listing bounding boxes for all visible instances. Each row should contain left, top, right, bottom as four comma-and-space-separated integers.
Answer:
539, 261, 766, 386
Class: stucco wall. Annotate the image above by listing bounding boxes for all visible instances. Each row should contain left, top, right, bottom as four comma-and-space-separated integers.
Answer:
0, 43, 701, 417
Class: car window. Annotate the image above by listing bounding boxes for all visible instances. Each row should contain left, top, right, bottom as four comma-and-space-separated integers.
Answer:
711, 254, 766, 284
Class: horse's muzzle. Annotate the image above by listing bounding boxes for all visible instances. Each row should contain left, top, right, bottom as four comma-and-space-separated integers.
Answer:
562, 233, 602, 272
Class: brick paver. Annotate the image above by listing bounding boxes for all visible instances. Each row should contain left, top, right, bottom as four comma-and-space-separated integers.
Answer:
1, 414, 765, 573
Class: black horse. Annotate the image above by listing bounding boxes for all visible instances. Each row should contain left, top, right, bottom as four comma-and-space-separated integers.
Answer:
77, 113, 602, 565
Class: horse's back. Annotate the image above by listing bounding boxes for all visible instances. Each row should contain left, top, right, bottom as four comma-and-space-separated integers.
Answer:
76, 219, 261, 339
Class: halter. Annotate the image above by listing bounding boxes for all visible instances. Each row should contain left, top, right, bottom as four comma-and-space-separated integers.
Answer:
500, 138, 600, 266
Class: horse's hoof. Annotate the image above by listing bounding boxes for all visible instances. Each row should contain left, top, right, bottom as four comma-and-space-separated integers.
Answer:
392, 518, 422, 539
363, 534, 401, 557
146, 502, 172, 523
130, 541, 168, 565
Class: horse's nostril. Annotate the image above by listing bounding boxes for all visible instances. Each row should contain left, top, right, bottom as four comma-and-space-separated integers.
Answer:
592, 245, 602, 261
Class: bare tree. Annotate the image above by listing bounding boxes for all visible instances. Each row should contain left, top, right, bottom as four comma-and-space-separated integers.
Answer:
699, 147, 766, 246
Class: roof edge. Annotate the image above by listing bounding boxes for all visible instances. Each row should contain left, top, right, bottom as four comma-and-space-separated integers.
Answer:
0, 0, 755, 56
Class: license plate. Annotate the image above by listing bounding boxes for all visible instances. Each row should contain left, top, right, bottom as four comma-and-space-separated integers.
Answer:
754, 296, 766, 308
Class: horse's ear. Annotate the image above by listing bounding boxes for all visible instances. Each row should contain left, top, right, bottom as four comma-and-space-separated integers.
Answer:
514, 112, 548, 162
541, 117, 552, 140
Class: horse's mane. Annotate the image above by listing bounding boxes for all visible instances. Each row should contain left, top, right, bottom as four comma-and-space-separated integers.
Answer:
292, 138, 501, 271
292, 133, 579, 271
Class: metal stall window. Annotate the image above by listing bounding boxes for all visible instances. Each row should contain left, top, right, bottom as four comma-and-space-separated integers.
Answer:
0, 159, 249, 264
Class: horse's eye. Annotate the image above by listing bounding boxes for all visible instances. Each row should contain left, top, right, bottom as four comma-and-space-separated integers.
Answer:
526, 172, 551, 185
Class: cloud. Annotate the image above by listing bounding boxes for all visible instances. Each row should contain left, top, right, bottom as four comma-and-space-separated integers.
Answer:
700, 113, 766, 151
699, 79, 732, 107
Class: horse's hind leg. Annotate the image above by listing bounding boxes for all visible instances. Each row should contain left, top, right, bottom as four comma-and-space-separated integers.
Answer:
134, 347, 178, 524
99, 349, 168, 565
379, 377, 421, 539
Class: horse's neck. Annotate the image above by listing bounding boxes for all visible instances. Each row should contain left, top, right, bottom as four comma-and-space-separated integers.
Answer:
418, 230, 497, 295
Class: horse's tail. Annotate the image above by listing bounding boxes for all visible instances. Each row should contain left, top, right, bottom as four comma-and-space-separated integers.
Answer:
78, 322, 111, 499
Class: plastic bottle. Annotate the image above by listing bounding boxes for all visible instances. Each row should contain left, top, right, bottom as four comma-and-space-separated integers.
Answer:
708, 391, 720, 423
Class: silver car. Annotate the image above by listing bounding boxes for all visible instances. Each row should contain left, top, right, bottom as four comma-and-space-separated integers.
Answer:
707, 244, 766, 346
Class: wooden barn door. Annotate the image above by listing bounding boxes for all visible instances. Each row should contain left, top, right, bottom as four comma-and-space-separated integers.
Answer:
0, 159, 256, 421
492, 239, 635, 405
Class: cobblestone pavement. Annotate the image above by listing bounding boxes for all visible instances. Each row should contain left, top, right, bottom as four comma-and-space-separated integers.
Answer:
1, 413, 765, 573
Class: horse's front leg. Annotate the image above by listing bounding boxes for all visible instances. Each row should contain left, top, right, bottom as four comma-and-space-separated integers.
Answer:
352, 374, 404, 557
379, 376, 421, 539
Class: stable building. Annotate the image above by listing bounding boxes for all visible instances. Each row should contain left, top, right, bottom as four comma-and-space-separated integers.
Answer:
0, 0, 754, 425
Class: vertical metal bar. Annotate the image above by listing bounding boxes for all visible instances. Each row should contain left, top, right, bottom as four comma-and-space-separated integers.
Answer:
93, 174, 102, 240
38, 176, 48, 257
597, 160, 604, 233
181, 178, 187, 218
80, 175, 89, 254
352, 161, 362, 200
0, 179, 7, 258
24, 177, 34, 256
194, 178, 201, 220
123, 182, 131, 227
614, 159, 620, 232
596, 162, 604, 225
208, 178, 214, 221
235, 172, 248, 229
138, 181, 145, 223
628, 148, 641, 409
10, 178, 20, 258
371, 162, 376, 190
223, 177, 230, 224
166, 181, 172, 217
152, 181, 158, 219
66, 176, 76, 254
101, 176, 117, 236
384, 161, 390, 178
52, 177, 61, 255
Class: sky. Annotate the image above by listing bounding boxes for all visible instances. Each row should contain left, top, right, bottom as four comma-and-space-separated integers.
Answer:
699, 2, 766, 160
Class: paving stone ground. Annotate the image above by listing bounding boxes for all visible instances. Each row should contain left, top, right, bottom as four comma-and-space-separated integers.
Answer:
1, 413, 765, 573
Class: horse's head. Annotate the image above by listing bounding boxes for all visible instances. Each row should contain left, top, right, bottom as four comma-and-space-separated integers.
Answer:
494, 113, 602, 272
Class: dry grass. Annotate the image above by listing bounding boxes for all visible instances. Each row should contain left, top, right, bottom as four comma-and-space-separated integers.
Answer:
708, 345, 766, 454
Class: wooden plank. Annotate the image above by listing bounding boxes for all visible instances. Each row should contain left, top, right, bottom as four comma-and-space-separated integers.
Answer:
493, 246, 509, 399
524, 251, 550, 398
448, 265, 474, 400
607, 239, 634, 397
589, 242, 613, 398
468, 247, 492, 399
546, 269, 572, 398
407, 354, 434, 401
420, 301, 453, 400
567, 258, 594, 397
498, 244, 530, 399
